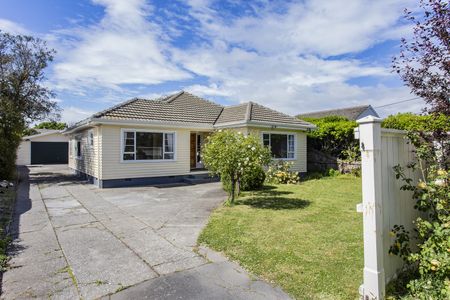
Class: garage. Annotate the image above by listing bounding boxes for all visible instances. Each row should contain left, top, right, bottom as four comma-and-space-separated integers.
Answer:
17, 130, 69, 165
31, 142, 68, 164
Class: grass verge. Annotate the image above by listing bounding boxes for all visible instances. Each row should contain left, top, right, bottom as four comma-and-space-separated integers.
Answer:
199, 175, 363, 300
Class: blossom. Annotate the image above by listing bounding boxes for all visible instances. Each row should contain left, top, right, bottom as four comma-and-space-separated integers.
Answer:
437, 169, 447, 176
417, 181, 427, 189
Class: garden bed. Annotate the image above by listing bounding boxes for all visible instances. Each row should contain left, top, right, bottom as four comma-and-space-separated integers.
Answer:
199, 175, 363, 299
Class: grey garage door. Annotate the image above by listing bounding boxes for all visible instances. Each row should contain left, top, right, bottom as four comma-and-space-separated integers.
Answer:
31, 142, 68, 164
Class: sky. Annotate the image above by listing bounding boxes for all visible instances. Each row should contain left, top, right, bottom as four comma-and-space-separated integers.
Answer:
0, 0, 426, 124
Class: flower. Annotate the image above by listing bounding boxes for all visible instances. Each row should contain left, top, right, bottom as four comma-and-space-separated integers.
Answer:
437, 169, 447, 176
431, 259, 440, 266
434, 179, 446, 187
251, 147, 256, 151
417, 181, 427, 189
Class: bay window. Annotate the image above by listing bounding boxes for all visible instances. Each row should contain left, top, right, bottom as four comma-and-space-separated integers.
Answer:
263, 133, 295, 159
122, 130, 175, 161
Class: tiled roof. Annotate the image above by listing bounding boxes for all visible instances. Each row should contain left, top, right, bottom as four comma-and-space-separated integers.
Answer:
297, 105, 373, 120
95, 91, 224, 124
215, 103, 249, 124
66, 91, 314, 131
249, 102, 312, 126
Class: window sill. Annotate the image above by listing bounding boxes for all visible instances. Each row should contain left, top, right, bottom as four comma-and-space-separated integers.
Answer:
120, 159, 177, 163
272, 158, 297, 161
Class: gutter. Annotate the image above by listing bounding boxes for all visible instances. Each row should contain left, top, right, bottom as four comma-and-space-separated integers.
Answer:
63, 117, 215, 134
213, 120, 316, 131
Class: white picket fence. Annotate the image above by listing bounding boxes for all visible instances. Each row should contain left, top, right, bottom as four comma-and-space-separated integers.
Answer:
355, 116, 422, 300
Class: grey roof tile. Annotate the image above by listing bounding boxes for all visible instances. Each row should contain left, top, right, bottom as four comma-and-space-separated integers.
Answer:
66, 91, 314, 131
215, 103, 249, 124
95, 91, 223, 124
297, 105, 372, 120
249, 102, 312, 126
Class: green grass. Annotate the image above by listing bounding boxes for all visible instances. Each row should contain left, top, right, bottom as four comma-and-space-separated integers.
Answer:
198, 175, 363, 300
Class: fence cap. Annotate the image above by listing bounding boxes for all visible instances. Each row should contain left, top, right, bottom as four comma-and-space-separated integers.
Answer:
356, 115, 382, 124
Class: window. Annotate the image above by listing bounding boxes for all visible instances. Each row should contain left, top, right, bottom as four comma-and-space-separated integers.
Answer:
88, 130, 94, 147
122, 130, 175, 161
263, 133, 295, 159
73, 139, 81, 158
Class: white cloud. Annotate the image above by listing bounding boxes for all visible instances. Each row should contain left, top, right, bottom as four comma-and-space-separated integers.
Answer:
0, 19, 28, 35
47, 0, 422, 119
186, 0, 413, 56
61, 106, 96, 124
172, 0, 422, 117
52, 0, 190, 91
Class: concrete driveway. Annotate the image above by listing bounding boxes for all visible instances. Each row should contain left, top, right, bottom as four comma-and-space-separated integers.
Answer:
2, 165, 289, 299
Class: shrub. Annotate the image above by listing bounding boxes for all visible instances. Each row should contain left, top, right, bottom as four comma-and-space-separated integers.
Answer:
266, 161, 300, 184
222, 166, 266, 192
240, 166, 266, 191
382, 113, 431, 131
301, 115, 358, 159
327, 168, 340, 177
202, 130, 271, 203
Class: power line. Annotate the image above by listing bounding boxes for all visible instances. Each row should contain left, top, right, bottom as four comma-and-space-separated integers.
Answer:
374, 97, 422, 108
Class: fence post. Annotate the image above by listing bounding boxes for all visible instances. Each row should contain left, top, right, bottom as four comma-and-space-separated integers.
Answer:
357, 116, 385, 300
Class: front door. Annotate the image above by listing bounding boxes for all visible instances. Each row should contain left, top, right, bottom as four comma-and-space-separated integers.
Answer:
190, 133, 196, 169
196, 134, 204, 169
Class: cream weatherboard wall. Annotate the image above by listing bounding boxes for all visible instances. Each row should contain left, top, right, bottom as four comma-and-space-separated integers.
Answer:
100, 125, 196, 180
68, 124, 308, 182
68, 127, 100, 178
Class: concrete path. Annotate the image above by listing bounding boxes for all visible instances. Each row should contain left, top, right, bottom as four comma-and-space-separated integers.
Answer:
2, 165, 290, 300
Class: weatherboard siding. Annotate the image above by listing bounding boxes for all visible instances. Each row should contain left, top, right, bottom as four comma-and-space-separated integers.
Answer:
68, 128, 99, 178
100, 125, 192, 180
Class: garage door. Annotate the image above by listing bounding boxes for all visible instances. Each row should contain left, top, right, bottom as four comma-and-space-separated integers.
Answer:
31, 142, 68, 164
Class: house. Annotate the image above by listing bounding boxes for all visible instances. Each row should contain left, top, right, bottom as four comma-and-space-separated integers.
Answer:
297, 105, 379, 121
16, 129, 69, 165
64, 91, 315, 188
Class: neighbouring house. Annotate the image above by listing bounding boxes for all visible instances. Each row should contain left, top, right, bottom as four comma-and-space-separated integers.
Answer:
297, 105, 379, 121
16, 129, 69, 165
64, 91, 315, 188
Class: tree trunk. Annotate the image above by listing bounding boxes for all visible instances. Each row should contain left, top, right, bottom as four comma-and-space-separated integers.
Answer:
237, 176, 241, 196
230, 177, 235, 204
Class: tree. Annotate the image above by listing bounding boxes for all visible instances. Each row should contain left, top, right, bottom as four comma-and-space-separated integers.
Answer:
35, 121, 67, 130
0, 31, 58, 179
393, 0, 449, 115
202, 130, 271, 204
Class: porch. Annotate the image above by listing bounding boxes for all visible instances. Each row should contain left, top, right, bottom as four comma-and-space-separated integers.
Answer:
189, 131, 211, 171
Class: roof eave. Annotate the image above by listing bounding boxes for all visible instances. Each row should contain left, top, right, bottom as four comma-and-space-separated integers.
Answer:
81, 118, 215, 130
214, 120, 316, 130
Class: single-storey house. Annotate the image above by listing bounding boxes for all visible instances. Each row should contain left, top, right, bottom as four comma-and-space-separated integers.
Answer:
16, 129, 69, 165
297, 105, 379, 121
64, 91, 315, 188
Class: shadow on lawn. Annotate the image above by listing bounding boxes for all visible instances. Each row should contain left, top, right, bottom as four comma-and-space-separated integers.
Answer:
237, 186, 311, 210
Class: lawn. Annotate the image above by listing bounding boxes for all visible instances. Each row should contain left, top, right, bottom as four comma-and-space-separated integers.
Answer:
198, 175, 363, 300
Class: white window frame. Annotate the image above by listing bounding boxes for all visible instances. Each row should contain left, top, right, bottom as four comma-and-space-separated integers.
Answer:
261, 132, 296, 160
120, 128, 177, 163
87, 129, 94, 148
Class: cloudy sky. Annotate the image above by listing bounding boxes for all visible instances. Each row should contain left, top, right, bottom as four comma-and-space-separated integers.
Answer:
1, 0, 425, 123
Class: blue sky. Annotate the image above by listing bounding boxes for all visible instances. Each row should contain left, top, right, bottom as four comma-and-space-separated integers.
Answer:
0, 0, 424, 123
